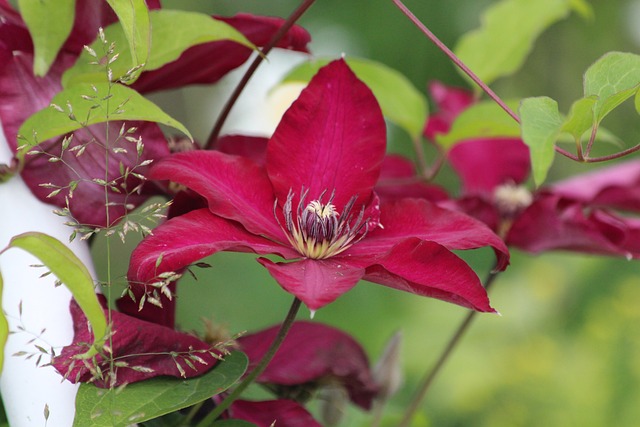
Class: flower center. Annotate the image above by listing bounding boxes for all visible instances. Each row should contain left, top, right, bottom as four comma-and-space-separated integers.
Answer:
493, 182, 533, 218
278, 189, 368, 259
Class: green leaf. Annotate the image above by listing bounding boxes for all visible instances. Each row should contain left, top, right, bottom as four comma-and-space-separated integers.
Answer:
17, 0, 75, 76
18, 83, 192, 146
62, 10, 254, 87
454, 0, 578, 86
560, 96, 597, 140
519, 97, 563, 186
569, 0, 594, 20
0, 271, 9, 374
584, 52, 640, 122
73, 352, 248, 427
106, 0, 150, 73
634, 89, 640, 115
282, 57, 428, 140
0, 232, 107, 359
435, 100, 521, 149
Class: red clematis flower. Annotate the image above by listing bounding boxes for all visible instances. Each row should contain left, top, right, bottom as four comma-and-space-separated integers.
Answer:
52, 296, 220, 387
0, 1, 310, 227
507, 160, 640, 258
427, 81, 640, 259
128, 59, 508, 312
225, 321, 379, 426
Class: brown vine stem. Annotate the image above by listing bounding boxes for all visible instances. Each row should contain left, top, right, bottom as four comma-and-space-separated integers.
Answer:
205, 0, 317, 150
397, 270, 500, 427
390, 0, 521, 125
195, 297, 302, 426
584, 142, 640, 162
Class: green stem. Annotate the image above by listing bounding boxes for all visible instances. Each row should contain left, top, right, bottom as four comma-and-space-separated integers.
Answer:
205, 0, 316, 149
195, 297, 302, 426
398, 270, 500, 427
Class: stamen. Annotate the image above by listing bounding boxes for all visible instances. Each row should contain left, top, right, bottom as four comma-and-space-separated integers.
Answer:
277, 189, 369, 259
493, 182, 533, 218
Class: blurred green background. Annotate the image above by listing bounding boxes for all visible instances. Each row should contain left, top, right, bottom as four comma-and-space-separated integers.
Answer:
95, 0, 640, 425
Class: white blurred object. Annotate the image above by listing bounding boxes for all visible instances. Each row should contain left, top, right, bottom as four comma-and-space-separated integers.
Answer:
626, 0, 640, 45
0, 126, 94, 426
147, 49, 310, 141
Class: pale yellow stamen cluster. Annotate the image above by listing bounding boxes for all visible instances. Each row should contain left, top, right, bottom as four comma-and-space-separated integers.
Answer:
306, 200, 338, 219
493, 182, 533, 217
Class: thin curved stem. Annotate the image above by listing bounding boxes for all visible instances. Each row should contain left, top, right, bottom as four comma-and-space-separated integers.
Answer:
205, 0, 317, 150
195, 297, 302, 426
582, 123, 599, 159
554, 145, 581, 161
391, 0, 520, 125
398, 270, 501, 427
585, 142, 640, 162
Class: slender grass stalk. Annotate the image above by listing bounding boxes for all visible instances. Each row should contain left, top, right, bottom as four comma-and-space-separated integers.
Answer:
398, 270, 500, 427
195, 297, 302, 426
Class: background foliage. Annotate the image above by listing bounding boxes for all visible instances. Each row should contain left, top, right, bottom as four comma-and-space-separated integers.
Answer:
85, 0, 640, 425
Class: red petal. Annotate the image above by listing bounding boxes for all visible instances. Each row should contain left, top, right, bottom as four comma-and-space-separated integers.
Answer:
257, 258, 365, 311
364, 238, 495, 312
132, 13, 310, 93
217, 134, 268, 167
21, 121, 169, 227
423, 81, 475, 139
440, 196, 502, 234
217, 14, 310, 52
116, 282, 176, 329
448, 138, 531, 195
549, 159, 640, 211
150, 150, 282, 239
508, 194, 640, 259
0, 1, 23, 27
238, 321, 378, 409
351, 199, 509, 270
0, 47, 74, 151
229, 399, 321, 427
375, 154, 449, 202
66, 1, 161, 55
266, 59, 386, 213
52, 297, 218, 387
129, 208, 298, 286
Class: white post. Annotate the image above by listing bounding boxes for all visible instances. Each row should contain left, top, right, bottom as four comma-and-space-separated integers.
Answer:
0, 126, 93, 426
